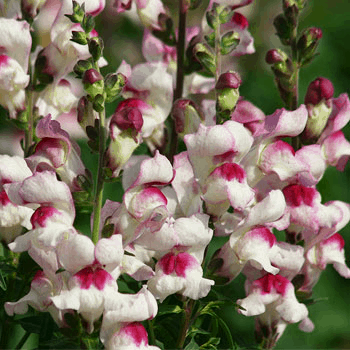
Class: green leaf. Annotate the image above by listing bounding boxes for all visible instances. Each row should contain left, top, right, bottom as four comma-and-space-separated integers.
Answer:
155, 339, 165, 350
185, 337, 200, 350
217, 316, 236, 350
157, 304, 184, 316
17, 315, 43, 334
187, 327, 211, 338
199, 337, 221, 349
0, 269, 7, 291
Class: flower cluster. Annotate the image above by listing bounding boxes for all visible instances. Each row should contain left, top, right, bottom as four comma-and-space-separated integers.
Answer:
0, 0, 349, 349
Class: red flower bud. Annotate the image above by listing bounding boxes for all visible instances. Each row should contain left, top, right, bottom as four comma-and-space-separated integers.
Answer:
215, 71, 242, 90
172, 99, 200, 133
111, 99, 144, 132
265, 49, 287, 64
304, 77, 334, 105
82, 69, 103, 85
77, 96, 89, 123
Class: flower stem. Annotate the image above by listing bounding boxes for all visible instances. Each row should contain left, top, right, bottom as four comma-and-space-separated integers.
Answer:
92, 109, 106, 244
168, 0, 187, 164
215, 23, 221, 83
289, 26, 300, 111
176, 298, 195, 349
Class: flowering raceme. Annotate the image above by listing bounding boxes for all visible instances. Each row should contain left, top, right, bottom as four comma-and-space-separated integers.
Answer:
0, 0, 349, 349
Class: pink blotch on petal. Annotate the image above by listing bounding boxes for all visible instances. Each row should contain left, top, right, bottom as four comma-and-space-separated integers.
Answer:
232, 12, 249, 30
159, 252, 197, 278
140, 186, 168, 205
273, 140, 295, 155
255, 274, 289, 296
75, 266, 94, 289
0, 55, 9, 66
116, 98, 151, 113
159, 253, 176, 275
93, 267, 113, 290
33, 270, 45, 281
249, 226, 276, 248
121, 322, 148, 346
90, 29, 98, 37
175, 252, 197, 277
0, 190, 11, 205
322, 233, 345, 250
30, 206, 60, 228
211, 163, 246, 183
213, 150, 238, 164
283, 184, 317, 207
75, 266, 113, 290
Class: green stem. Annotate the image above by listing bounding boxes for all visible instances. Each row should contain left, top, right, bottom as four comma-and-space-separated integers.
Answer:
214, 23, 221, 83
168, 0, 187, 164
290, 22, 301, 150
147, 319, 156, 346
92, 109, 106, 244
176, 298, 195, 349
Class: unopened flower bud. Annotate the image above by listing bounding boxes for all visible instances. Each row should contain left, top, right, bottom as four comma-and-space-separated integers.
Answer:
83, 69, 104, 97
194, 43, 216, 76
206, 7, 219, 29
88, 37, 104, 61
111, 106, 143, 133
71, 30, 88, 45
283, 0, 306, 12
216, 71, 242, 119
283, 1, 299, 27
297, 27, 322, 64
273, 14, 293, 45
82, 14, 95, 33
65, 1, 85, 23
301, 77, 334, 142
304, 77, 334, 106
265, 49, 288, 64
73, 59, 93, 78
172, 99, 202, 136
77, 96, 89, 123
215, 71, 242, 90
107, 106, 143, 177
104, 73, 127, 103
77, 96, 97, 132
220, 31, 240, 55
93, 94, 105, 112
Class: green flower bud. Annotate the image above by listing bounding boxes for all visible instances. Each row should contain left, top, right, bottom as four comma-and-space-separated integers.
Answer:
73, 59, 93, 78
104, 73, 128, 103
273, 14, 293, 46
194, 43, 216, 76
172, 99, 202, 137
82, 14, 95, 33
88, 37, 104, 61
297, 27, 322, 65
65, 1, 85, 23
83, 69, 104, 98
220, 31, 240, 55
93, 94, 105, 112
215, 71, 242, 118
71, 31, 88, 45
